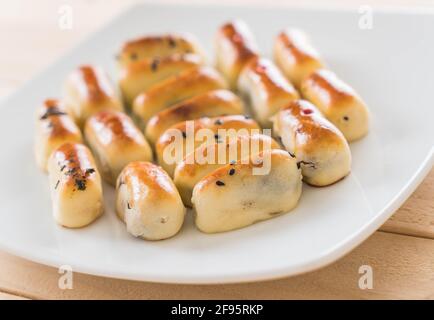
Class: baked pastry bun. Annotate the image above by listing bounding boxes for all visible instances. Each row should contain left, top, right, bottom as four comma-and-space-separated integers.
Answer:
274, 28, 324, 89
272, 99, 351, 186
238, 57, 299, 128
145, 89, 244, 144
47, 142, 104, 228
64, 65, 123, 127
215, 20, 259, 89
132, 67, 227, 128
156, 115, 260, 176
84, 110, 152, 186
117, 33, 205, 67
119, 54, 201, 107
116, 161, 186, 240
35, 99, 82, 171
300, 69, 370, 141
192, 149, 302, 233
174, 134, 280, 207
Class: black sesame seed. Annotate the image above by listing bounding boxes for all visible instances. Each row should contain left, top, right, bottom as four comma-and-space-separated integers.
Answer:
85, 168, 95, 175
229, 168, 235, 175
288, 151, 296, 158
54, 180, 60, 190
182, 131, 186, 138
65, 168, 76, 176
214, 119, 223, 125
168, 38, 176, 48
75, 179, 86, 191
244, 115, 251, 119
343, 116, 349, 121
60, 165, 66, 172
39, 108, 67, 120
297, 160, 316, 170
216, 180, 225, 186
127, 202, 131, 209
214, 133, 220, 140
150, 59, 159, 72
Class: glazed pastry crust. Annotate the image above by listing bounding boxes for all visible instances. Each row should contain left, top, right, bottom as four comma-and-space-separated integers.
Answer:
115, 161, 186, 240
47, 142, 104, 228
64, 65, 123, 127
119, 54, 201, 107
155, 115, 261, 176
84, 110, 153, 186
300, 69, 370, 142
174, 134, 281, 207
132, 67, 227, 127
274, 29, 324, 89
272, 99, 351, 186
35, 99, 82, 171
145, 89, 244, 144
238, 57, 299, 128
215, 20, 259, 89
192, 149, 302, 233
117, 33, 205, 67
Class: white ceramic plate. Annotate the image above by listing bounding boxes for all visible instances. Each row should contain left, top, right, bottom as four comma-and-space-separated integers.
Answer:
0, 4, 432, 284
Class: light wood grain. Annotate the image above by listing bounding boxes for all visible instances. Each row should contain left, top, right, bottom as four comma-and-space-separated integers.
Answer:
0, 0, 433, 299
0, 231, 432, 300
381, 169, 434, 238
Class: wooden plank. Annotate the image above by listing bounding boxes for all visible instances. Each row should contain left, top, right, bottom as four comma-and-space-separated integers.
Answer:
0, 232, 432, 299
380, 168, 434, 239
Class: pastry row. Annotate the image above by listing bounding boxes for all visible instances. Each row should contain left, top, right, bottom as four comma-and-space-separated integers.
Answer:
34, 20, 369, 239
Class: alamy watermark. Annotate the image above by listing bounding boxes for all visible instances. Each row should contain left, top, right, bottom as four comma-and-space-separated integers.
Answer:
162, 122, 274, 175
358, 265, 373, 290
358, 5, 374, 30
58, 4, 73, 30
58, 265, 73, 290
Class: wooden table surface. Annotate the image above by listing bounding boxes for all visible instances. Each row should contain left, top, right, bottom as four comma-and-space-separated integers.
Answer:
0, 0, 433, 300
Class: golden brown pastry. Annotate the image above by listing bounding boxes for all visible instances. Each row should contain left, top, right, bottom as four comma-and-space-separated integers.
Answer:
47, 142, 104, 228
192, 149, 302, 233
84, 110, 152, 186
145, 89, 244, 144
115, 162, 186, 240
272, 99, 351, 186
64, 65, 123, 127
117, 33, 205, 67
132, 67, 227, 128
35, 99, 82, 172
237, 57, 299, 128
174, 134, 280, 207
300, 69, 370, 141
215, 20, 259, 89
118, 54, 201, 107
156, 115, 260, 176
274, 28, 324, 89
